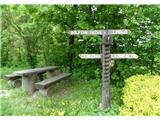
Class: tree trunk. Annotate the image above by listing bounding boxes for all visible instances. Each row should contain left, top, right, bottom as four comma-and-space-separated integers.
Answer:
68, 35, 74, 72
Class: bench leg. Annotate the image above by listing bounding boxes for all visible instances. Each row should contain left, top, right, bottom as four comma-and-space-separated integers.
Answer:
38, 74, 44, 81
39, 87, 54, 97
22, 74, 37, 93
37, 72, 45, 81
47, 70, 59, 78
10, 80, 21, 88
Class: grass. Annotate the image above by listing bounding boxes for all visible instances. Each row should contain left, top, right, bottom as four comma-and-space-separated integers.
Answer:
0, 77, 123, 116
1, 66, 159, 116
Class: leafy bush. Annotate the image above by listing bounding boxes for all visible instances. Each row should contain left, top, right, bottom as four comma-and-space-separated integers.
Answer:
119, 75, 160, 115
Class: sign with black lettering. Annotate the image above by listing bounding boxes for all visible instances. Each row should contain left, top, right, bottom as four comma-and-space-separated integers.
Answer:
79, 54, 138, 59
70, 29, 129, 35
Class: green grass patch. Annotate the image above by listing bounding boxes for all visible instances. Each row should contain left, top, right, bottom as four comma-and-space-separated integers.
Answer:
2, 66, 158, 116
0, 78, 122, 116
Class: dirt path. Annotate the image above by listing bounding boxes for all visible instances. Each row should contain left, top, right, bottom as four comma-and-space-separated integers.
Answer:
0, 89, 12, 98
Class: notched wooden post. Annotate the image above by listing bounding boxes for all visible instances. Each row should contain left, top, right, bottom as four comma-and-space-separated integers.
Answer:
101, 34, 112, 109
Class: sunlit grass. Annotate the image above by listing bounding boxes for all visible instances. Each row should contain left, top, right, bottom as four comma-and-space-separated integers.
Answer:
0, 78, 122, 116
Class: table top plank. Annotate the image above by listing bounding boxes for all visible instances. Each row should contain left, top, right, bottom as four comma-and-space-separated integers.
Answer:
13, 66, 59, 76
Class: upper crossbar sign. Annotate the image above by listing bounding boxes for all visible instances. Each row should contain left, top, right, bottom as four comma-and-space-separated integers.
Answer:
70, 29, 129, 35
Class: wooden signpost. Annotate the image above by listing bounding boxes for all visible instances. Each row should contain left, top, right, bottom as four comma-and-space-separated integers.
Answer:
69, 29, 138, 109
70, 29, 129, 35
79, 54, 138, 59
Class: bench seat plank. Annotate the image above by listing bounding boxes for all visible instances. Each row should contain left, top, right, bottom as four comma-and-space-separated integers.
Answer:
13, 66, 59, 76
35, 73, 71, 89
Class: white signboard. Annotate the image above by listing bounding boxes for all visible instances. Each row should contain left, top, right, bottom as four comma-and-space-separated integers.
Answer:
70, 29, 129, 35
79, 54, 138, 59
79, 54, 101, 59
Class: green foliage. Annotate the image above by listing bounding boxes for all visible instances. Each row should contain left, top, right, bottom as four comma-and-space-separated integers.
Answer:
1, 5, 160, 115
1, 5, 160, 83
119, 75, 160, 115
0, 79, 12, 89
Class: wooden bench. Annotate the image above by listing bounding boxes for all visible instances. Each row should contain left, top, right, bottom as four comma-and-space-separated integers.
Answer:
5, 74, 21, 80
12, 66, 59, 93
35, 73, 71, 96
4, 74, 22, 87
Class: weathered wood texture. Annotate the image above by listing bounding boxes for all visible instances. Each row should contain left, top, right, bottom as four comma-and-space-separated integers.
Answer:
38, 87, 54, 97
70, 29, 129, 35
47, 70, 59, 78
4, 74, 21, 81
79, 54, 138, 59
13, 66, 59, 76
10, 80, 21, 88
22, 74, 38, 93
35, 73, 71, 89
11, 66, 59, 92
101, 35, 112, 109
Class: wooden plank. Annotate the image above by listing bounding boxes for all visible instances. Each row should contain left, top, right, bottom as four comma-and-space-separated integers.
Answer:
70, 29, 129, 35
13, 66, 59, 76
79, 54, 138, 59
79, 54, 101, 59
4, 74, 21, 80
111, 54, 138, 59
35, 73, 71, 89
38, 87, 54, 97
47, 70, 59, 78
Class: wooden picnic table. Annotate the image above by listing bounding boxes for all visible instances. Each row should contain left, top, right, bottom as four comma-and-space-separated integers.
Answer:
13, 66, 59, 92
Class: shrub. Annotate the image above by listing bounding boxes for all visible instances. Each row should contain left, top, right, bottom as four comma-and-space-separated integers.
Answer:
119, 75, 160, 116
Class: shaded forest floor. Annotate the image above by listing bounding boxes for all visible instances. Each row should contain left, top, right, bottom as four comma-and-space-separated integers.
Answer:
0, 76, 123, 116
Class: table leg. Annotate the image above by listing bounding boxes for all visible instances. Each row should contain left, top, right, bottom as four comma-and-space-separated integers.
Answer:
10, 80, 21, 88
22, 74, 37, 93
39, 87, 54, 97
47, 70, 59, 78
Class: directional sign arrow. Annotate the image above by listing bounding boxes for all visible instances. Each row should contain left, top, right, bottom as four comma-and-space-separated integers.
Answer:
79, 54, 138, 59
70, 29, 129, 35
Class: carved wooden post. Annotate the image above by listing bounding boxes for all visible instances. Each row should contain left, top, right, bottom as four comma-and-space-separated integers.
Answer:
101, 34, 112, 109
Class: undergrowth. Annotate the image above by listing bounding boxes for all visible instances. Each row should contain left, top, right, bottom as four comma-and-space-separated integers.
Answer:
0, 78, 122, 116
